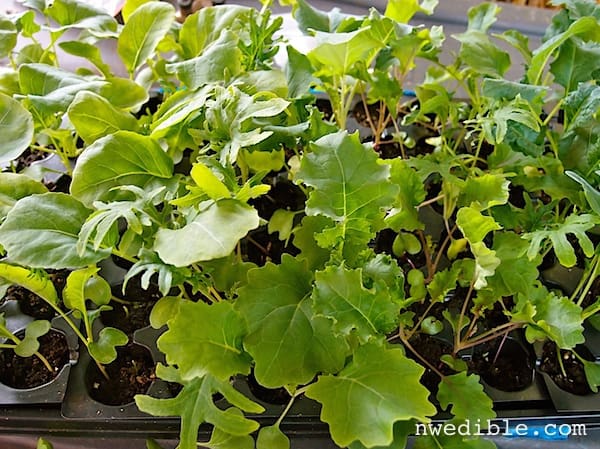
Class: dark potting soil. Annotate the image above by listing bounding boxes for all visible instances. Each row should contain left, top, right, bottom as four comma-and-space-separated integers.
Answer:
86, 343, 155, 406
540, 342, 594, 396
315, 98, 334, 122
352, 100, 388, 128
242, 227, 300, 266
247, 372, 291, 405
4, 270, 69, 320
0, 330, 69, 389
469, 338, 534, 392
406, 333, 456, 394
249, 176, 306, 221
45, 175, 72, 193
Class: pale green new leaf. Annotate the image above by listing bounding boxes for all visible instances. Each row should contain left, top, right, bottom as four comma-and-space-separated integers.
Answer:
565, 171, 600, 215
386, 159, 426, 231
45, 0, 118, 36
437, 372, 495, 426
15, 320, 51, 358
154, 200, 259, 267
136, 375, 264, 449
523, 213, 598, 267
68, 91, 139, 144
71, 131, 173, 207
0, 15, 17, 58
466, 2, 499, 32
456, 207, 501, 243
0, 173, 47, 220
0, 193, 110, 269
0, 264, 59, 305
385, 0, 437, 24
306, 343, 436, 448
200, 409, 256, 449
460, 173, 510, 211
0, 93, 34, 164
117, 2, 176, 74
256, 426, 290, 449
88, 327, 129, 364
158, 300, 250, 380
63, 267, 110, 316
583, 360, 600, 393
58, 41, 112, 77
312, 265, 400, 342
471, 242, 500, 290
236, 256, 348, 387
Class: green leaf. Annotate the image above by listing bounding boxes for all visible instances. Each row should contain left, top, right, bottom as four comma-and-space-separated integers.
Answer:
481, 79, 548, 104
117, 2, 176, 74
122, 0, 152, 23
298, 131, 398, 252
45, 0, 118, 35
154, 200, 259, 267
136, 375, 264, 449
179, 5, 250, 59
99, 77, 149, 110
150, 296, 183, 329
312, 265, 400, 342
386, 159, 426, 231
437, 372, 495, 426
58, 41, 112, 77
470, 242, 501, 290
348, 421, 414, 449
236, 256, 348, 387
285, 45, 315, 98
0, 15, 17, 58
190, 162, 231, 201
293, 215, 333, 270
306, 343, 436, 448
527, 16, 600, 85
551, 39, 600, 93
583, 360, 600, 393
0, 173, 48, 220
0, 264, 59, 305
293, 0, 330, 32
15, 320, 51, 358
36, 438, 54, 449
0, 193, 110, 269
158, 300, 250, 380
71, 131, 174, 207
167, 30, 242, 90
482, 100, 540, 145
512, 284, 584, 349
201, 409, 256, 449
456, 207, 501, 243
0, 93, 34, 164
68, 91, 139, 144
466, 2, 499, 32
523, 213, 598, 268
151, 85, 212, 139
88, 327, 129, 364
256, 426, 290, 449
63, 267, 110, 317
268, 209, 296, 241
454, 30, 511, 77
385, 0, 438, 24
566, 171, 600, 215
460, 173, 510, 211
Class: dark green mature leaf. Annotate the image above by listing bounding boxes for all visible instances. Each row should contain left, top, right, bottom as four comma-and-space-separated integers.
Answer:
0, 93, 34, 164
0, 193, 110, 269
466, 2, 499, 32
298, 131, 397, 251
154, 200, 259, 267
286, 45, 315, 98
167, 30, 242, 90
14, 320, 51, 357
158, 300, 250, 380
454, 30, 510, 77
551, 39, 600, 93
437, 373, 495, 427
583, 360, 600, 393
0, 15, 17, 58
68, 91, 139, 144
312, 265, 399, 342
71, 131, 173, 207
566, 170, 600, 215
136, 374, 264, 449
236, 256, 347, 387
559, 83, 600, 170
527, 16, 600, 85
293, 215, 333, 270
179, 5, 250, 59
0, 173, 47, 220
512, 284, 584, 348
117, 2, 176, 74
202, 409, 256, 449
524, 213, 598, 267
88, 327, 129, 364
482, 79, 548, 104
306, 343, 436, 448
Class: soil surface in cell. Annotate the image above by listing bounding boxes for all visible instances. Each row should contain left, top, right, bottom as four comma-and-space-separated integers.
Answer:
86, 343, 156, 406
406, 334, 455, 394
469, 338, 534, 392
540, 342, 594, 396
3, 270, 68, 320
0, 330, 69, 389
247, 372, 291, 405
